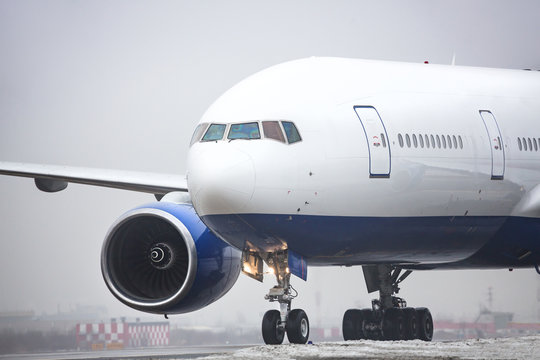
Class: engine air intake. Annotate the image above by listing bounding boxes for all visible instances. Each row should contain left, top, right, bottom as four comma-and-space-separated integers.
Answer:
101, 207, 197, 311
108, 215, 190, 301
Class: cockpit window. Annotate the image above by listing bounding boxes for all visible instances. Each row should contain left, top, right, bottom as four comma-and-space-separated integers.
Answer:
262, 121, 286, 143
190, 123, 209, 146
228, 122, 261, 140
198, 120, 301, 145
202, 123, 226, 141
282, 121, 302, 144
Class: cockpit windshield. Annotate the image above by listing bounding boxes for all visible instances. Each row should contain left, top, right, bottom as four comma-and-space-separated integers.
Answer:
228, 122, 261, 140
262, 121, 285, 143
282, 121, 302, 144
201, 124, 226, 141
190, 123, 208, 146
192, 120, 301, 146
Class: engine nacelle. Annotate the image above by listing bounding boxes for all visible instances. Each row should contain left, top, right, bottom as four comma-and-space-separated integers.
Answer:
101, 201, 241, 314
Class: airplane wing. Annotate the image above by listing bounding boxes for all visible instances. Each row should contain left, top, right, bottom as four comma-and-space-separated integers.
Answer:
0, 161, 187, 197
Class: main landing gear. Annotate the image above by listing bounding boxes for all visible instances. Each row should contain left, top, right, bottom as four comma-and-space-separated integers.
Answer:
342, 264, 433, 341
245, 250, 310, 344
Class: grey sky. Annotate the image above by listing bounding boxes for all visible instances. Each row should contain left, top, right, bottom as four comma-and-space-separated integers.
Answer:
1, 0, 540, 329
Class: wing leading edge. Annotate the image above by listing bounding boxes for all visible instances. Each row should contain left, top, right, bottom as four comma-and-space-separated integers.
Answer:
0, 161, 187, 197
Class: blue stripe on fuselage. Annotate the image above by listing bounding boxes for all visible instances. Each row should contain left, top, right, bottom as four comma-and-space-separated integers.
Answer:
201, 214, 540, 268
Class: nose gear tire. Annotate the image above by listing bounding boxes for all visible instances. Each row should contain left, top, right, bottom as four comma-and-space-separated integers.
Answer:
286, 309, 310, 344
262, 310, 285, 345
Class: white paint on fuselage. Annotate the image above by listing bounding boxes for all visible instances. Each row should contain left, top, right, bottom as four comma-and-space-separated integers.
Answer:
187, 58, 540, 221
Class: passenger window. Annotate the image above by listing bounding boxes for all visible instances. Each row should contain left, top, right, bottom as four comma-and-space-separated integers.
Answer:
430, 135, 435, 148
228, 122, 261, 140
458, 136, 463, 149
398, 134, 404, 147
452, 135, 458, 149
190, 123, 209, 146
406, 134, 411, 148
523, 137, 528, 151
412, 134, 418, 148
447, 135, 452, 149
534, 138, 538, 151
380, 133, 387, 148
518, 137, 522, 151
425, 134, 430, 148
282, 121, 302, 144
436, 135, 441, 148
419, 134, 424, 148
202, 123, 227, 141
262, 121, 285, 143
441, 135, 447, 149
528, 138, 533, 151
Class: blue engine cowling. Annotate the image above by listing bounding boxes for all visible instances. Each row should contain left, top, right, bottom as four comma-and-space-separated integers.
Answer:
101, 201, 241, 314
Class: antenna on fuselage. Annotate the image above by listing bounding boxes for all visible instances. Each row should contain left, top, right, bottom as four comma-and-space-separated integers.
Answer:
451, 51, 456, 66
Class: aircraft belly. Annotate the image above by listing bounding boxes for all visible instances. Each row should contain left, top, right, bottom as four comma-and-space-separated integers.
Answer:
202, 213, 508, 265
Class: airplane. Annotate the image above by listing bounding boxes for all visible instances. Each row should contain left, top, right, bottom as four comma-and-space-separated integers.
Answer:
2, 57, 540, 345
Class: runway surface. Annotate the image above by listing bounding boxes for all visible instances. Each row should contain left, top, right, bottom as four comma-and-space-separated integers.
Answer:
203, 336, 540, 360
2, 336, 539, 360
0, 344, 249, 360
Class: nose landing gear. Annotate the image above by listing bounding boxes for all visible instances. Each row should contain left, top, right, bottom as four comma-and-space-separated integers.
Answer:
342, 265, 433, 341
258, 250, 310, 345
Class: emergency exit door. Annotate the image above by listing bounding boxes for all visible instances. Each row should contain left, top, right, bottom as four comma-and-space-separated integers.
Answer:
354, 106, 391, 178
479, 110, 505, 180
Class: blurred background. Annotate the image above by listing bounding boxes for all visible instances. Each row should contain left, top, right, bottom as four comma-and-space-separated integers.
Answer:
1, 0, 540, 351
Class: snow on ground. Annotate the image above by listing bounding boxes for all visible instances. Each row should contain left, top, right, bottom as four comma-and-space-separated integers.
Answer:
199, 335, 540, 360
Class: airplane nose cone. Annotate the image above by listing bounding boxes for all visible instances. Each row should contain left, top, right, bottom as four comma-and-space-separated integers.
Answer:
187, 145, 255, 216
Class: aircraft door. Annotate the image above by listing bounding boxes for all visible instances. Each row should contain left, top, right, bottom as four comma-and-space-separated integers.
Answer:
479, 110, 505, 180
354, 106, 391, 178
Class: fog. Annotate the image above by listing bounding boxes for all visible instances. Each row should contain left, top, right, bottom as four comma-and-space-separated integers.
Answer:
1, 0, 540, 333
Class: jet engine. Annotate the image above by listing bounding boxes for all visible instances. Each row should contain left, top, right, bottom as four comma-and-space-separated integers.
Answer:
101, 201, 241, 314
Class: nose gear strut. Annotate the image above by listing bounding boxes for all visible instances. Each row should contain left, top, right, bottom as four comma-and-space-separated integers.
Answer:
258, 250, 309, 344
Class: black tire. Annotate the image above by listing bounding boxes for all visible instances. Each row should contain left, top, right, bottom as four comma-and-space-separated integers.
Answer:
262, 310, 285, 345
382, 308, 406, 341
402, 307, 418, 340
416, 307, 433, 341
286, 309, 310, 344
361, 309, 380, 340
343, 309, 364, 340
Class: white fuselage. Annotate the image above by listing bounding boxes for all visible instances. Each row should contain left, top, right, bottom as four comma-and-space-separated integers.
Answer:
186, 58, 540, 268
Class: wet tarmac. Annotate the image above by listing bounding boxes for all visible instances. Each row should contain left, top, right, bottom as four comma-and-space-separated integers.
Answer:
0, 344, 249, 360
202, 336, 540, 360
2, 336, 539, 360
